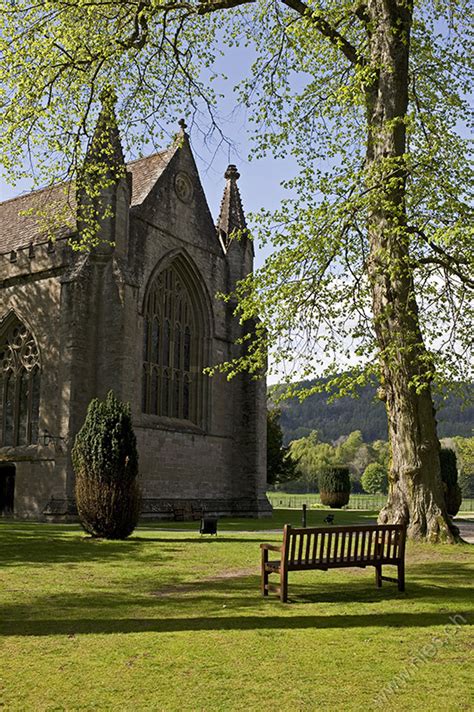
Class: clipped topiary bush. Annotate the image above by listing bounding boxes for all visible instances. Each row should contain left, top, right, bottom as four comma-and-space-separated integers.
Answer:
439, 448, 462, 517
72, 390, 140, 539
361, 462, 388, 494
318, 467, 351, 509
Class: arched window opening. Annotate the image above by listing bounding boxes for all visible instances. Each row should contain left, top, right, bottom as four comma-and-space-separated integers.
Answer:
0, 319, 41, 447
142, 259, 206, 425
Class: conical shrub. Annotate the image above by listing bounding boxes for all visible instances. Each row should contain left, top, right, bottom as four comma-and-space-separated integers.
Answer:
72, 391, 140, 539
318, 466, 351, 509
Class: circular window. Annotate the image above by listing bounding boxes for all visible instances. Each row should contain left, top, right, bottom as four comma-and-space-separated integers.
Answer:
174, 172, 194, 204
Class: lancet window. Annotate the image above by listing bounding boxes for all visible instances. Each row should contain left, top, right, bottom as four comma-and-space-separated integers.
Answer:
142, 261, 206, 425
0, 319, 40, 447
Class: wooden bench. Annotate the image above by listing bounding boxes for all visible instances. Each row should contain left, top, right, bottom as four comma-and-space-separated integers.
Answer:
261, 523, 406, 602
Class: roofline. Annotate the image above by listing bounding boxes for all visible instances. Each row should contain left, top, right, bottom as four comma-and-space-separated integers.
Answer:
0, 148, 172, 208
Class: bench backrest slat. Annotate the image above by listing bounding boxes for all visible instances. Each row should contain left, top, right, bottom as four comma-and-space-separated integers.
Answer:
376, 529, 384, 560
282, 524, 405, 567
367, 529, 374, 560
297, 531, 305, 564
340, 530, 347, 562
319, 531, 326, 563
305, 531, 312, 563
353, 530, 359, 559
289, 531, 297, 563
311, 531, 319, 564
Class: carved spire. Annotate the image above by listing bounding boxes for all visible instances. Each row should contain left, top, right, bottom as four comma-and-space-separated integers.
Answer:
216, 164, 248, 250
76, 87, 129, 251
83, 87, 125, 179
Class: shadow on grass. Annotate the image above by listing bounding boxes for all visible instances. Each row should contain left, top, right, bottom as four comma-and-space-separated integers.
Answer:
0, 522, 270, 567
0, 609, 470, 637
0, 534, 177, 567
1, 560, 472, 638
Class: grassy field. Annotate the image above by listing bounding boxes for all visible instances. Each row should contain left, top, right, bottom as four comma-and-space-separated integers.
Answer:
0, 512, 473, 712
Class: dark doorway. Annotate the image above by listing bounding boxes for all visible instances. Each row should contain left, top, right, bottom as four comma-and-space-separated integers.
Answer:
0, 465, 15, 516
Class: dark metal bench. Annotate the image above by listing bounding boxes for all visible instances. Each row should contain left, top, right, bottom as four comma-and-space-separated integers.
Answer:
261, 523, 406, 602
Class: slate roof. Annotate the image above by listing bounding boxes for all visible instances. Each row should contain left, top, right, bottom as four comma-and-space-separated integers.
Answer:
0, 148, 174, 255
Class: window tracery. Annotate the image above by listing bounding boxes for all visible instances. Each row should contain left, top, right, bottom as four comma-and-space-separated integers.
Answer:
142, 260, 206, 425
0, 319, 40, 446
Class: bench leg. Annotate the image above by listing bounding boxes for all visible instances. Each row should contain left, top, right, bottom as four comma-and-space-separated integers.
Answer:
375, 564, 382, 588
280, 569, 288, 603
261, 549, 269, 597
398, 561, 405, 592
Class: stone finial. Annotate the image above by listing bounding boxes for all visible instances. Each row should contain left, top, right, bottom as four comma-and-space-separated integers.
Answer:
224, 164, 240, 181
178, 118, 187, 132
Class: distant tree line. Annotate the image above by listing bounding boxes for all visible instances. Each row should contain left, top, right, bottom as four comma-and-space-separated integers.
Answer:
271, 379, 474, 445
286, 429, 388, 494
267, 411, 474, 499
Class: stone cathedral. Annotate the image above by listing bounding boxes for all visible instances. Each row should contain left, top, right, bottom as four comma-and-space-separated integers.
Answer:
0, 105, 270, 520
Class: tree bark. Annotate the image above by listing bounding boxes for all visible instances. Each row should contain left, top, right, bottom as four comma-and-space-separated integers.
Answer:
364, 0, 458, 542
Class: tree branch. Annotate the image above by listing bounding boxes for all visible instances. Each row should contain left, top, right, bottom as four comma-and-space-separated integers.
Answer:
416, 256, 474, 289
412, 227, 474, 288
281, 0, 362, 65
152, 0, 362, 64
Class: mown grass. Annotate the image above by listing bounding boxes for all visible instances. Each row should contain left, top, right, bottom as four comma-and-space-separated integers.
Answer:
0, 512, 472, 712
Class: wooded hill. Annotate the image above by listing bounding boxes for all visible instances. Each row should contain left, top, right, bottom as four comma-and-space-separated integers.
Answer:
273, 380, 474, 445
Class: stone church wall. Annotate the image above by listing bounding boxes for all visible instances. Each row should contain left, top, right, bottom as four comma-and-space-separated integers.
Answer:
0, 241, 71, 516
0, 119, 270, 520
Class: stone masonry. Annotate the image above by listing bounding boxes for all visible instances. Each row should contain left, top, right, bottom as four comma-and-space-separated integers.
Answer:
0, 101, 270, 520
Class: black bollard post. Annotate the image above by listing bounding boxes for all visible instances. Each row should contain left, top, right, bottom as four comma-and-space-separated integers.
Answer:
302, 503, 307, 528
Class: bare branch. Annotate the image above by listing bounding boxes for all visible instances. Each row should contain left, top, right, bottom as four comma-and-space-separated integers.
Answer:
151, 0, 363, 64
412, 227, 474, 288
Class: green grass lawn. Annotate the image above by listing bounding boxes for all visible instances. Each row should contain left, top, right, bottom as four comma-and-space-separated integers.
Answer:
0, 512, 472, 712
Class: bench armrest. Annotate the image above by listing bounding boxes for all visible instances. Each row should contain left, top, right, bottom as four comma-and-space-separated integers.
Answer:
260, 543, 282, 552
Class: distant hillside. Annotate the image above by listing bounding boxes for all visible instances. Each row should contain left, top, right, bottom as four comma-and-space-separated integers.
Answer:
273, 380, 474, 445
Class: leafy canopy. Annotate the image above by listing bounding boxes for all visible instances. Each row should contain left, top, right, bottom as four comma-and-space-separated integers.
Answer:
361, 462, 388, 495
0, 0, 472, 394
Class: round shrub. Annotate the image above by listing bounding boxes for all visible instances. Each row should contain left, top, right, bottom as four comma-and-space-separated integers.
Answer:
72, 390, 140, 539
318, 467, 350, 509
439, 448, 462, 517
361, 463, 388, 494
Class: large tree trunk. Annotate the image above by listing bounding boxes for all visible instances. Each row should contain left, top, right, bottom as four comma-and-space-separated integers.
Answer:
365, 0, 458, 542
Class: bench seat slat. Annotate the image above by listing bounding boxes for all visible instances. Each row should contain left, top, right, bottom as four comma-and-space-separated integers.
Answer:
267, 555, 401, 570
287, 556, 401, 569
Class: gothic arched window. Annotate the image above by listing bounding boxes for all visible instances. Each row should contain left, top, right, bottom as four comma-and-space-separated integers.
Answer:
142, 259, 207, 425
0, 319, 40, 447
